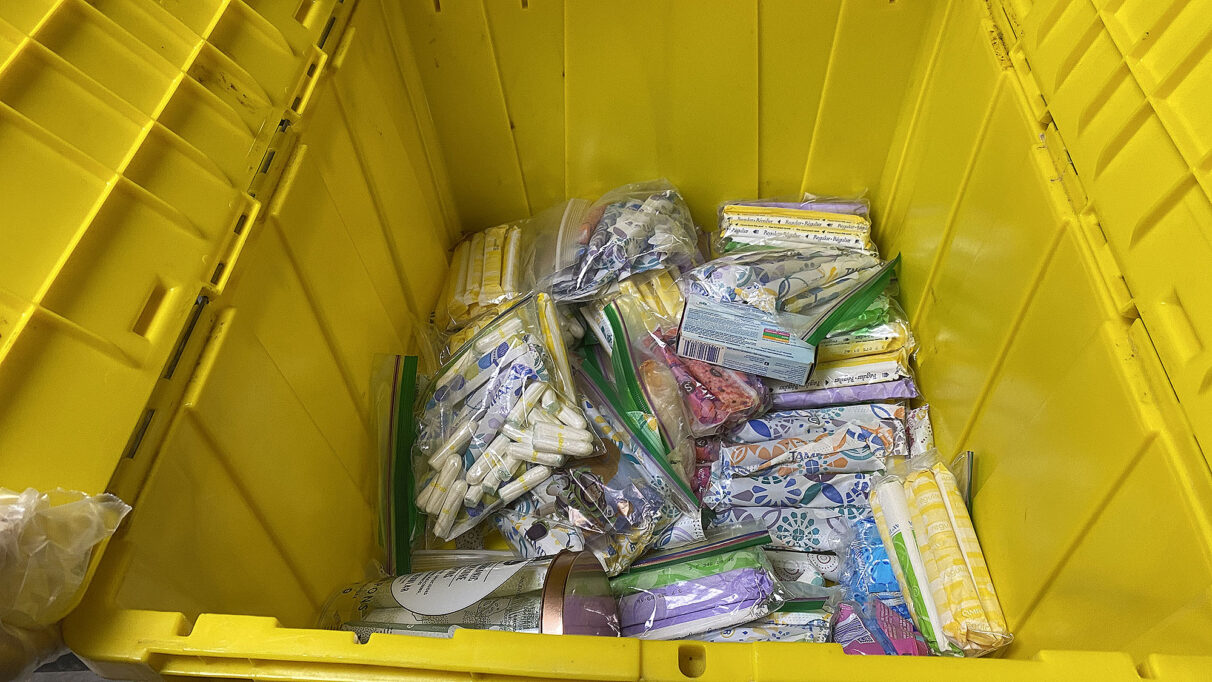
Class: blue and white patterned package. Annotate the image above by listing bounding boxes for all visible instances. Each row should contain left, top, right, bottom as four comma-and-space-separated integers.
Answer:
679, 246, 884, 319
704, 467, 874, 511
539, 180, 702, 302
728, 403, 908, 454
709, 505, 870, 553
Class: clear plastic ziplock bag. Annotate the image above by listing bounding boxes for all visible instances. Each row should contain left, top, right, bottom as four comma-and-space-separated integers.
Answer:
818, 295, 916, 363
871, 450, 1012, 656
1, 488, 132, 679
593, 296, 699, 491
537, 180, 703, 303
609, 525, 785, 639
533, 364, 702, 576
411, 295, 602, 543
716, 193, 875, 256
586, 269, 771, 437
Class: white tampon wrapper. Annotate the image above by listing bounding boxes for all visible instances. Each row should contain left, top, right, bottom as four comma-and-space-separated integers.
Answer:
467, 434, 511, 485
528, 405, 561, 425
536, 293, 576, 397
501, 422, 531, 443
426, 457, 463, 515
452, 239, 473, 308
474, 317, 525, 353
428, 419, 475, 468
434, 480, 469, 538
506, 443, 566, 467
533, 421, 593, 446
499, 466, 553, 505
541, 389, 587, 429
505, 381, 549, 424
464, 482, 486, 506
415, 482, 436, 512
428, 451, 458, 477
481, 455, 522, 491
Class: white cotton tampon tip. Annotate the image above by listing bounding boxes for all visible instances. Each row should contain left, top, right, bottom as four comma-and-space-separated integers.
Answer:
506, 382, 549, 424
467, 435, 510, 485
542, 389, 587, 429
426, 457, 463, 515
506, 443, 566, 467
434, 480, 468, 538
499, 466, 553, 505
428, 419, 475, 468
474, 317, 525, 352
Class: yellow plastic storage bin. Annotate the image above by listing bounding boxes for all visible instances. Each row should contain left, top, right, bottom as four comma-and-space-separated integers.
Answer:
2, 0, 1210, 678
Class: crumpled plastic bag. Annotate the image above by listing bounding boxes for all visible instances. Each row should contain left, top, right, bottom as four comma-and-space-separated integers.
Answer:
0, 488, 131, 680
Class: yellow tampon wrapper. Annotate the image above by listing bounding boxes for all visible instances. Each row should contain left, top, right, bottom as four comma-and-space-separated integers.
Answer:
501, 225, 523, 297
447, 239, 472, 323
933, 462, 1011, 649
817, 319, 913, 362
907, 469, 989, 652
479, 225, 507, 306
536, 293, 575, 397
466, 231, 485, 309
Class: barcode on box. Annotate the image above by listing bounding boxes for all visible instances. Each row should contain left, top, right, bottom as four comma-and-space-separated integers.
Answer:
679, 339, 722, 364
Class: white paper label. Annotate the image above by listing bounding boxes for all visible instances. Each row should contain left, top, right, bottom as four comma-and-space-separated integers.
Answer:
391, 559, 532, 616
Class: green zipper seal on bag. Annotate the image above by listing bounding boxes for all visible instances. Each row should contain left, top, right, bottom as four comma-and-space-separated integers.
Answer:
623, 529, 773, 575
805, 254, 901, 346
392, 355, 419, 574
577, 348, 696, 505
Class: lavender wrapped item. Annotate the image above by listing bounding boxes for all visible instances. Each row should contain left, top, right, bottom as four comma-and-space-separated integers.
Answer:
609, 529, 784, 640
770, 377, 920, 410
617, 568, 776, 638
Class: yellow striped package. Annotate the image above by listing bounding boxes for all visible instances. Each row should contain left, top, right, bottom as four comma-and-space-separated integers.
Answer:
872, 451, 1012, 656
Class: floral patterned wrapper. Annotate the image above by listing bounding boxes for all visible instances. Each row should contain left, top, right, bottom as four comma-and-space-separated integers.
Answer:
652, 511, 705, 550
704, 465, 873, 511
770, 377, 920, 410
681, 246, 883, 318
719, 427, 891, 477
764, 549, 827, 586
907, 405, 935, 456
710, 505, 870, 552
728, 403, 907, 454
688, 608, 832, 643
492, 503, 584, 559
